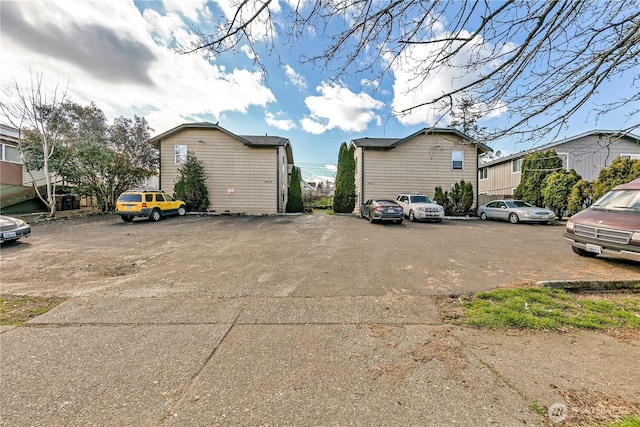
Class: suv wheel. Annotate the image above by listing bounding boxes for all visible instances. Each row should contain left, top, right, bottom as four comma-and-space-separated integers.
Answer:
121, 215, 133, 222
149, 209, 162, 222
409, 210, 416, 222
178, 206, 187, 216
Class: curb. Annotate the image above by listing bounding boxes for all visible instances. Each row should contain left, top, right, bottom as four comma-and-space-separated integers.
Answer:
538, 280, 640, 291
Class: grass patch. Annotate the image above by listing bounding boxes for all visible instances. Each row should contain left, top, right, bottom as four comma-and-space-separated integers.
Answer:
596, 416, 640, 427
0, 295, 66, 325
461, 287, 640, 330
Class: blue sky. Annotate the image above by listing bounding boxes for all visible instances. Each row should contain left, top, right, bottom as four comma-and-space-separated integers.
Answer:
1, 0, 638, 182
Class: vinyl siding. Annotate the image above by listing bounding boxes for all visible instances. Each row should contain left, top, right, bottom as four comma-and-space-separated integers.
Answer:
479, 134, 640, 195
478, 162, 520, 196
355, 134, 479, 213
159, 129, 279, 214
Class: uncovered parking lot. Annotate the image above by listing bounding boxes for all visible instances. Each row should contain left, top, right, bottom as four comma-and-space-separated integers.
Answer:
1, 214, 639, 426
1, 213, 638, 298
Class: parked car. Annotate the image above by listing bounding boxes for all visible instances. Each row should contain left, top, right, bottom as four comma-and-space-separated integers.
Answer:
360, 199, 404, 224
477, 199, 556, 224
0, 215, 31, 243
564, 178, 640, 262
115, 190, 187, 222
395, 193, 445, 222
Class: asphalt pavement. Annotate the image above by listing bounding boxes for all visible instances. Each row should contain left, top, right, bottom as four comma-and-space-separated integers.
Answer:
1, 214, 639, 426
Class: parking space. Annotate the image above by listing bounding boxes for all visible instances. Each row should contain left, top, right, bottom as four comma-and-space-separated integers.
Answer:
2, 213, 638, 298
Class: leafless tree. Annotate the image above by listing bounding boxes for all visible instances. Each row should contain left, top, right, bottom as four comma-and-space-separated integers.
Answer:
1, 72, 70, 216
183, 0, 639, 144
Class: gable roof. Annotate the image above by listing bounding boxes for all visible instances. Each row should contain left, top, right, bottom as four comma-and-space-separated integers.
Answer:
351, 127, 491, 153
480, 130, 640, 167
147, 122, 291, 148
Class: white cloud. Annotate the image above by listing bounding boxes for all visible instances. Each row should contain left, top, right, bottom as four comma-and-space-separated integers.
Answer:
285, 65, 307, 89
300, 117, 327, 135
265, 112, 296, 130
0, 1, 275, 135
301, 82, 384, 134
324, 164, 337, 173
162, 0, 207, 22
389, 30, 506, 127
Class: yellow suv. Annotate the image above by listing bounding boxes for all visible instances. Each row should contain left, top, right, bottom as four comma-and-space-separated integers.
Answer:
115, 190, 187, 222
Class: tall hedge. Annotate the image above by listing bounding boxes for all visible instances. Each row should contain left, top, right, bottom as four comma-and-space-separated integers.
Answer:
514, 150, 564, 207
334, 142, 356, 213
286, 166, 304, 213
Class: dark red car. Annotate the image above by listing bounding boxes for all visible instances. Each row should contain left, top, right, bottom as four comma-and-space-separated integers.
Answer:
564, 178, 640, 262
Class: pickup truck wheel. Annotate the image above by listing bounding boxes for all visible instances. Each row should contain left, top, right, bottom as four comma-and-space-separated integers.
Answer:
149, 209, 162, 222
409, 210, 416, 222
178, 206, 187, 216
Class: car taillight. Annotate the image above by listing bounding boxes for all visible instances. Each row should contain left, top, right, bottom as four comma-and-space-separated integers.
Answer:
142, 203, 147, 208
374, 206, 383, 211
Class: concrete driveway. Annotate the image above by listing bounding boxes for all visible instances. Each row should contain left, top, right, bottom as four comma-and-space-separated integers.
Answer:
1, 214, 639, 426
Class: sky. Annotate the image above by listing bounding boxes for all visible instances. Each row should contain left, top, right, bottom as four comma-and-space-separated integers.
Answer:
1, 0, 638, 183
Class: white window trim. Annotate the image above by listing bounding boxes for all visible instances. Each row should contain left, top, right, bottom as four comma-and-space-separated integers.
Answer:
620, 153, 640, 160
1, 143, 22, 164
511, 158, 522, 174
452, 150, 464, 170
557, 152, 569, 170
479, 168, 488, 180
175, 145, 187, 164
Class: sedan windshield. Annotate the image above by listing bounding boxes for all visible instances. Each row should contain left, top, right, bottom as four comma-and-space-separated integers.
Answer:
505, 200, 533, 208
410, 195, 432, 203
592, 189, 640, 210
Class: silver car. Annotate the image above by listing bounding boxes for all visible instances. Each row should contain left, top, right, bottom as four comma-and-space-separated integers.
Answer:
477, 199, 556, 224
0, 215, 31, 243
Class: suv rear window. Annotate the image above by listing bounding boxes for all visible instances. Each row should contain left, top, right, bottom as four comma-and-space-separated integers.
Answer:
119, 194, 142, 202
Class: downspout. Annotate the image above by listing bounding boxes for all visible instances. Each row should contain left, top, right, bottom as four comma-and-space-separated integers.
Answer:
157, 140, 161, 190
276, 147, 280, 213
361, 147, 365, 211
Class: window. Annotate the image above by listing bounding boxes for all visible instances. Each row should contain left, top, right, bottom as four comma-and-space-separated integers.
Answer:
175, 145, 187, 164
1, 144, 21, 163
621, 154, 640, 160
512, 158, 522, 173
155, 193, 165, 202
479, 168, 488, 180
452, 150, 464, 169
557, 152, 568, 170
145, 194, 153, 202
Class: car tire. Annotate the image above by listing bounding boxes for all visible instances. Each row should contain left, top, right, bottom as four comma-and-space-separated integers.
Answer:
572, 246, 598, 258
149, 209, 162, 222
480, 212, 487, 221
409, 210, 416, 222
396, 219, 403, 224
178, 206, 187, 216
508, 213, 519, 224
121, 215, 133, 222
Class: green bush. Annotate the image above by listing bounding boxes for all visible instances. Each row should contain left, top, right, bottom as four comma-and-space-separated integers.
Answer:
173, 151, 209, 211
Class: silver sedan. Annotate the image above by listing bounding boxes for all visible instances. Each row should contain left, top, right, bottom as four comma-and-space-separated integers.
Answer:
0, 215, 31, 243
477, 200, 556, 224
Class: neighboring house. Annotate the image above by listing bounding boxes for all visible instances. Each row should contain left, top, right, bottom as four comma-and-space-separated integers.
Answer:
148, 122, 294, 214
478, 130, 640, 197
350, 128, 492, 215
0, 124, 22, 186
